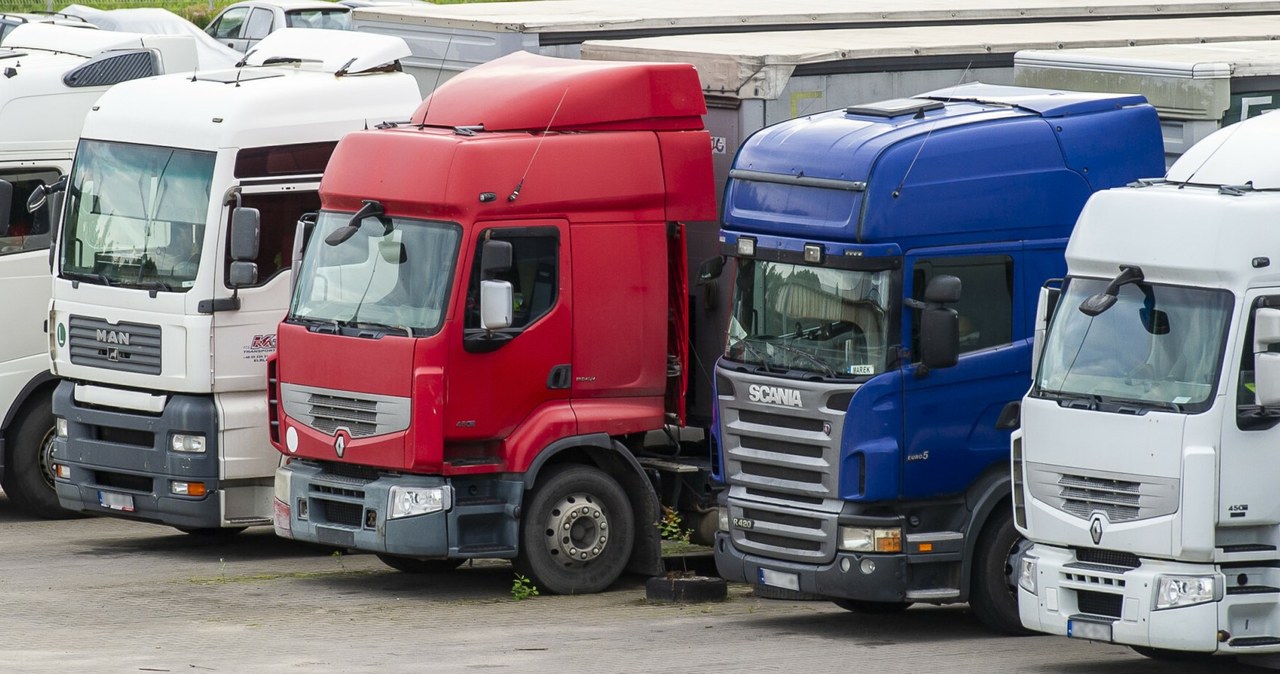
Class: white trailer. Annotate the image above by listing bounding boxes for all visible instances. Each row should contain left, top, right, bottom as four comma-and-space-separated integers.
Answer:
1015, 107, 1280, 666
45, 29, 422, 532
349, 0, 1280, 95
1017, 40, 1280, 164
0, 24, 231, 518
580, 13, 1280, 427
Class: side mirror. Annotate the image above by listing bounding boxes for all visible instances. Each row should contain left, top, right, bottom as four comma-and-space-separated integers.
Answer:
25, 174, 66, 215
923, 274, 961, 304
229, 260, 258, 287
919, 306, 959, 369
1254, 307, 1280, 406
1031, 282, 1062, 381
480, 279, 512, 331
230, 206, 260, 261
0, 179, 12, 237
698, 256, 724, 284
1140, 307, 1171, 335
379, 238, 407, 264
291, 212, 317, 292
480, 239, 512, 278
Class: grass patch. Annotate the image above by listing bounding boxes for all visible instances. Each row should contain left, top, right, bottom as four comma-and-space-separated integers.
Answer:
186, 568, 379, 585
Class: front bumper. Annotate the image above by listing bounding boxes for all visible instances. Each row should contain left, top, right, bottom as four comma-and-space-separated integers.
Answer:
714, 531, 910, 602
276, 460, 522, 559
50, 381, 270, 528
1020, 544, 1226, 653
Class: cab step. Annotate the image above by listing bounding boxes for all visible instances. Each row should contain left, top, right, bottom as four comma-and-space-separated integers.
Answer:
1231, 636, 1280, 648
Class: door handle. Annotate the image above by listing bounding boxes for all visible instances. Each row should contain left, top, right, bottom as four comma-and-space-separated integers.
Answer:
547, 364, 571, 390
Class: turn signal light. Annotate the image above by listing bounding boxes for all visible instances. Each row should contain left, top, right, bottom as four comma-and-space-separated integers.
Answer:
171, 481, 207, 497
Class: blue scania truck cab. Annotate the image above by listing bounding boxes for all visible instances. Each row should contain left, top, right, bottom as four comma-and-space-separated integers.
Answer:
710, 83, 1165, 634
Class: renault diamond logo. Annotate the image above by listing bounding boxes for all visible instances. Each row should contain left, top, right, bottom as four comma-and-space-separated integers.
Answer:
334, 429, 350, 458
1089, 513, 1106, 545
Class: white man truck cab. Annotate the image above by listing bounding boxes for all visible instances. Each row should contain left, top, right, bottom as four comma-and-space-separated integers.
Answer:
45, 29, 421, 532
1015, 109, 1280, 667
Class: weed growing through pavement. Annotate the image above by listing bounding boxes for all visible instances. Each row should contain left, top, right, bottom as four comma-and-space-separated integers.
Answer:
511, 573, 540, 600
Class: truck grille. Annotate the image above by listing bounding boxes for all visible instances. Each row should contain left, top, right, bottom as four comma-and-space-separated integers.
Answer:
1026, 462, 1178, 524
1076, 590, 1123, 618
280, 384, 410, 439
68, 315, 162, 375
719, 368, 852, 563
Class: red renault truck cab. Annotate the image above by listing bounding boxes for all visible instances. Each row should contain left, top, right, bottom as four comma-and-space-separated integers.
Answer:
270, 52, 715, 593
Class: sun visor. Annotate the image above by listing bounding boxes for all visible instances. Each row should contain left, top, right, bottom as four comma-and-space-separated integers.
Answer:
244, 28, 410, 73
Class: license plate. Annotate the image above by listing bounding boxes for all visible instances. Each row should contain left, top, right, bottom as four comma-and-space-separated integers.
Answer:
98, 490, 135, 512
758, 568, 800, 591
1068, 618, 1113, 642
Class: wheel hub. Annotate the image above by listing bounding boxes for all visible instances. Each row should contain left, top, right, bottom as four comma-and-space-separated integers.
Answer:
38, 427, 57, 490
544, 493, 609, 564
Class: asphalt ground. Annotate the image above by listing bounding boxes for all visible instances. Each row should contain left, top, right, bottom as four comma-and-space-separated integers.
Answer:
0, 491, 1257, 673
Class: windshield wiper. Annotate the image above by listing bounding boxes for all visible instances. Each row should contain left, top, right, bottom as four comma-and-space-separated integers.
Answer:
769, 340, 840, 378
342, 320, 413, 337
1037, 389, 1100, 410
729, 337, 775, 373
62, 269, 113, 286
125, 280, 172, 292
290, 315, 341, 334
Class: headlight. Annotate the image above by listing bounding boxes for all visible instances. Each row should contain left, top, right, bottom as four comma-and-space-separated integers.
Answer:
1155, 575, 1218, 610
717, 507, 729, 532
388, 486, 451, 520
838, 526, 902, 553
56, 417, 68, 437
171, 433, 206, 453
1018, 555, 1038, 595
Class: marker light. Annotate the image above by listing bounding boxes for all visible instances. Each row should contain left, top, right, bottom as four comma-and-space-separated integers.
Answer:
804, 243, 824, 263
55, 463, 70, 479
56, 418, 68, 437
718, 507, 729, 532
736, 237, 756, 257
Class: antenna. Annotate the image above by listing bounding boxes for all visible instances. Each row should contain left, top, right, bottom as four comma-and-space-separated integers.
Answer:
508, 87, 569, 203
892, 61, 973, 199
416, 33, 456, 129
232, 48, 256, 88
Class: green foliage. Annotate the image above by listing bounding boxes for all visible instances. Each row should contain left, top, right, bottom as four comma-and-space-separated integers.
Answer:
510, 573, 539, 601
657, 506, 692, 544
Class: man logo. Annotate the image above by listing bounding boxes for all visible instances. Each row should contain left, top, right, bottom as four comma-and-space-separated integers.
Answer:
334, 429, 351, 458
1089, 513, 1106, 545
95, 329, 130, 345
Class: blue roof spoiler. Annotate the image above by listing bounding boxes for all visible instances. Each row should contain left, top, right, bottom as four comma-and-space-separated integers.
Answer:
915, 82, 1148, 117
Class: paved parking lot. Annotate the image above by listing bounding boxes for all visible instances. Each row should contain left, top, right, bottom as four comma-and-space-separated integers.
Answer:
0, 492, 1255, 673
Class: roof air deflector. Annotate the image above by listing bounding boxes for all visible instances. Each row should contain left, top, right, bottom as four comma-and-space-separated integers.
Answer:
846, 98, 943, 119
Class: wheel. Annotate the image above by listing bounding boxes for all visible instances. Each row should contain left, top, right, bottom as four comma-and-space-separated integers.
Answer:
970, 506, 1035, 635
832, 599, 913, 614
377, 554, 464, 574
1129, 646, 1215, 662
175, 527, 248, 537
2, 394, 79, 519
516, 464, 634, 595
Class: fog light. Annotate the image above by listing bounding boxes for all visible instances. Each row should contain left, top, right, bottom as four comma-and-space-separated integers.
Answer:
171, 481, 206, 497
55, 463, 70, 479
388, 486, 451, 519
803, 243, 824, 263
56, 418, 68, 437
1155, 574, 1218, 610
860, 558, 876, 575
365, 509, 378, 528
1018, 555, 1038, 595
718, 507, 729, 532
736, 237, 756, 257
297, 498, 308, 520
171, 433, 206, 453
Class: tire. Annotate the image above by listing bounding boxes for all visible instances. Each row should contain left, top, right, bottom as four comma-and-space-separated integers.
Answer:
2, 394, 79, 519
377, 554, 464, 574
1129, 646, 1216, 663
832, 599, 913, 614
970, 506, 1035, 635
516, 464, 634, 595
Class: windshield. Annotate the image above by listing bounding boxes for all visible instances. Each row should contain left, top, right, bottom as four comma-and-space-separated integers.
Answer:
290, 210, 460, 336
285, 8, 350, 30
60, 140, 215, 292
1035, 277, 1233, 413
725, 258, 893, 378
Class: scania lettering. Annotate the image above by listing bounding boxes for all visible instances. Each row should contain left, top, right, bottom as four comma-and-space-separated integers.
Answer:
46, 29, 422, 532
711, 84, 1166, 633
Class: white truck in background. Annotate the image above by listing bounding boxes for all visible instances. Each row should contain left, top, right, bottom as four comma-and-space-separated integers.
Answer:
0, 23, 230, 518
45, 29, 422, 533
1014, 108, 1280, 667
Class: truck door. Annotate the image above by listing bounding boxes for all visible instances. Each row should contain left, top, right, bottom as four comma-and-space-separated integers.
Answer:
900, 250, 1026, 499
210, 184, 320, 480
0, 168, 62, 381
445, 221, 572, 449
1221, 292, 1280, 526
